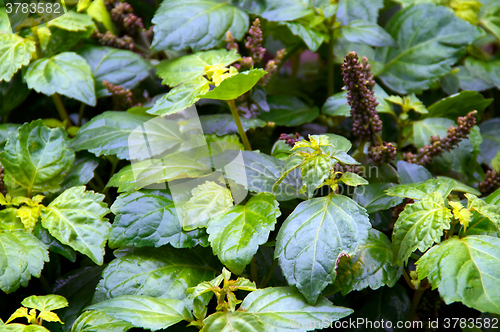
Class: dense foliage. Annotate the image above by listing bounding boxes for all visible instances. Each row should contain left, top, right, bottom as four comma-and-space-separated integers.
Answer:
1, 0, 500, 331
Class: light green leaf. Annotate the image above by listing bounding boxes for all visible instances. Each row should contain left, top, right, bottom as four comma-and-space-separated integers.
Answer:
203, 69, 267, 100
466, 194, 500, 228
321, 91, 351, 117
201, 311, 265, 331
0, 208, 24, 232
86, 0, 116, 34
48, 11, 95, 31
275, 195, 371, 304
157, 49, 240, 87
386, 93, 427, 114
152, 0, 249, 52
353, 183, 404, 214
180, 114, 266, 136
0, 231, 49, 293
258, 95, 319, 126
411, 117, 455, 149
0, 120, 74, 196
207, 193, 280, 275
342, 20, 397, 47
86, 295, 192, 331
110, 190, 208, 249
0, 324, 49, 332
301, 155, 330, 198
147, 78, 210, 116
239, 286, 353, 331
70, 111, 183, 160
331, 151, 360, 165
183, 181, 234, 231
0, 34, 36, 82
22, 295, 68, 311
424, 90, 492, 119
375, 3, 483, 93
25, 52, 96, 106
386, 178, 455, 200
94, 246, 216, 309
392, 192, 452, 266
339, 171, 369, 187
71, 311, 132, 332
41, 186, 110, 265
329, 229, 402, 295
464, 57, 500, 90
480, 4, 500, 40
78, 45, 152, 98
281, 21, 325, 52
417, 235, 500, 314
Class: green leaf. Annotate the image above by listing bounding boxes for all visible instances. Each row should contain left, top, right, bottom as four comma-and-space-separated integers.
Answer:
33, 223, 77, 262
183, 181, 234, 231
60, 153, 99, 192
239, 286, 353, 331
1, 120, 74, 196
25, 52, 96, 106
479, 118, 500, 167
70, 111, 183, 160
258, 96, 319, 126
0, 34, 36, 82
22, 295, 68, 311
329, 229, 402, 295
86, 0, 116, 34
423, 90, 492, 119
39, 26, 94, 58
201, 311, 265, 331
87, 295, 192, 331
110, 190, 208, 249
480, 4, 500, 41
301, 155, 330, 198
0, 324, 49, 332
411, 117, 455, 149
156, 49, 240, 87
353, 183, 404, 214
147, 78, 210, 116
203, 69, 267, 100
321, 91, 351, 117
250, 0, 313, 21
466, 194, 500, 228
78, 45, 152, 98
281, 22, 325, 52
337, 0, 384, 24
0, 231, 49, 293
417, 236, 500, 314
342, 20, 397, 47
463, 57, 500, 90
385, 178, 455, 200
94, 246, 216, 309
107, 154, 211, 192
41, 186, 110, 265
392, 192, 452, 266
275, 195, 371, 304
48, 11, 95, 31
207, 193, 280, 275
396, 160, 432, 184
180, 114, 266, 136
339, 171, 369, 187
152, 0, 249, 52
375, 3, 483, 93
0, 208, 24, 232
71, 311, 132, 332
385, 93, 427, 114
456, 64, 493, 92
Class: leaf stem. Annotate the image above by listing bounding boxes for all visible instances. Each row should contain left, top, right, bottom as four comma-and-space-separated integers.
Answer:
51, 94, 72, 126
327, 16, 336, 96
250, 256, 259, 284
227, 100, 252, 151
407, 287, 426, 323
260, 259, 278, 288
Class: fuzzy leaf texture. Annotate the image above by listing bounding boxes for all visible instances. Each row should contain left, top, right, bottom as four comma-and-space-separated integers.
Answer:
275, 195, 371, 304
392, 192, 452, 266
417, 236, 500, 314
207, 193, 280, 275
41, 186, 110, 265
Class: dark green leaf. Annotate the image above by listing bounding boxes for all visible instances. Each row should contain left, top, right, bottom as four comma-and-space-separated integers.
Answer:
180, 114, 266, 136
59, 153, 99, 192
353, 183, 404, 214
258, 95, 319, 126
396, 161, 432, 184
33, 224, 77, 262
0, 71, 30, 116
342, 20, 397, 47
71, 311, 132, 332
386, 178, 455, 200
337, 0, 384, 24
275, 195, 371, 304
478, 118, 500, 167
152, 0, 249, 52
281, 22, 325, 52
423, 90, 492, 119
78, 45, 152, 98
411, 118, 454, 149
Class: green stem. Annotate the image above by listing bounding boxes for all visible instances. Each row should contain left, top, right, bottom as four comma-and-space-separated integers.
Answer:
227, 100, 252, 151
260, 259, 278, 288
327, 16, 336, 96
406, 287, 426, 323
52, 94, 71, 126
446, 220, 458, 240
78, 103, 85, 127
